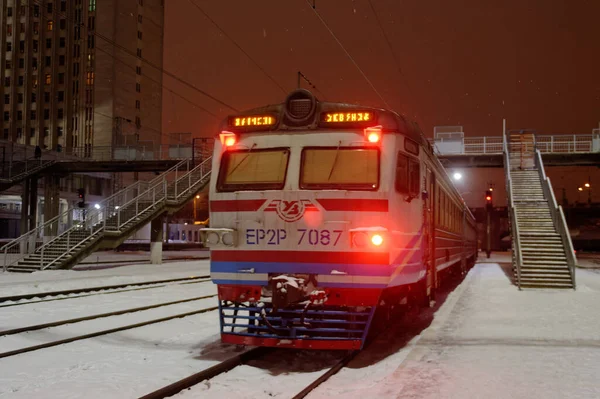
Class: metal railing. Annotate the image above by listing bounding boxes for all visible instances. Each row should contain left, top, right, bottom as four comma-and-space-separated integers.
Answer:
534, 149, 577, 289
1, 159, 194, 271
503, 130, 523, 289
431, 133, 598, 156
0, 139, 216, 184
535, 135, 593, 154
167, 157, 212, 202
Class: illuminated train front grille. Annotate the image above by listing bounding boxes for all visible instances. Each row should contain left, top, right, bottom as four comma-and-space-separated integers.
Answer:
288, 99, 313, 119
219, 301, 375, 342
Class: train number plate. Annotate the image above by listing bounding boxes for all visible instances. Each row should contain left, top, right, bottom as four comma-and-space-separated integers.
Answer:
245, 229, 343, 246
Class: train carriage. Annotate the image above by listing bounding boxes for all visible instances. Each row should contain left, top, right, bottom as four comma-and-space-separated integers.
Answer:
202, 89, 477, 350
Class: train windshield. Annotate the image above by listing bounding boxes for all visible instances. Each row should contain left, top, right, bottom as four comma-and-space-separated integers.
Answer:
218, 148, 290, 191
300, 147, 379, 190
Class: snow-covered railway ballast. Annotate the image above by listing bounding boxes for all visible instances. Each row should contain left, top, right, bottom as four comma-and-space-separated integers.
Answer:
201, 89, 477, 350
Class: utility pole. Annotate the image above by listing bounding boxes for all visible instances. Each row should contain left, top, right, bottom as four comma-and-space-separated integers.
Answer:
485, 188, 493, 258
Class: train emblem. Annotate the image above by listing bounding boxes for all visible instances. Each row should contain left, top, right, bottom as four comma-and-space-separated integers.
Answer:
263, 199, 318, 222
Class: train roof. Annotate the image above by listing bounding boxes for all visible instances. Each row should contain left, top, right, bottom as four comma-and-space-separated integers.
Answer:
218, 89, 430, 149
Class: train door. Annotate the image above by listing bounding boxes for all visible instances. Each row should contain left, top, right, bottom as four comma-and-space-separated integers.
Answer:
423, 167, 436, 303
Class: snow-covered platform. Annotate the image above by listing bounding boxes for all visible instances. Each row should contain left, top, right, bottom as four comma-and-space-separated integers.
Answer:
311, 253, 600, 399
2, 253, 600, 398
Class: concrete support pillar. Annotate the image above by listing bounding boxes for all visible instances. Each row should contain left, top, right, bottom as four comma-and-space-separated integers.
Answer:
43, 175, 60, 242
27, 178, 38, 251
19, 180, 31, 254
150, 216, 164, 265
28, 178, 38, 231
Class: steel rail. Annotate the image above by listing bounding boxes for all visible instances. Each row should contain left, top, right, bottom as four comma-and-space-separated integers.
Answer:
0, 294, 217, 337
0, 278, 210, 309
291, 350, 359, 399
0, 275, 209, 303
137, 347, 272, 399
0, 304, 219, 360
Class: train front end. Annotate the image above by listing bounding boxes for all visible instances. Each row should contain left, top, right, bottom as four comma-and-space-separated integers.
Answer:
203, 90, 398, 350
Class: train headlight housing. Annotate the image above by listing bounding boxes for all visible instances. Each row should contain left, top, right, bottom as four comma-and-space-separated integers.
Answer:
364, 125, 383, 144
206, 231, 220, 245
221, 232, 235, 246
219, 131, 237, 148
200, 228, 238, 248
352, 232, 369, 247
350, 227, 388, 249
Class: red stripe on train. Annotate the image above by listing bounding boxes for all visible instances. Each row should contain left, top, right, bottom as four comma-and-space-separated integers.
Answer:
316, 199, 388, 212
211, 250, 389, 264
210, 199, 267, 212
222, 334, 362, 350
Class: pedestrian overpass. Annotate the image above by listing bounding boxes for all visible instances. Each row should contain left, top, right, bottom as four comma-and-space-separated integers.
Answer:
432, 123, 600, 290
433, 126, 600, 167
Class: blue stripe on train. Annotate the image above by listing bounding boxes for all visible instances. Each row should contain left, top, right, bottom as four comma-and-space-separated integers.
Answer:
210, 261, 393, 276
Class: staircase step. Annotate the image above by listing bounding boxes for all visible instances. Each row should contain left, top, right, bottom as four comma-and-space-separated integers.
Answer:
522, 260, 569, 267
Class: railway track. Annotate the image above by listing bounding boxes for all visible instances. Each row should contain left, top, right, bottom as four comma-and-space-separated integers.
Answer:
137, 347, 358, 399
0, 275, 211, 307
0, 298, 219, 360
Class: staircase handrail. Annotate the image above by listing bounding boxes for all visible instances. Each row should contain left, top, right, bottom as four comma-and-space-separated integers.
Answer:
40, 221, 103, 271
534, 149, 576, 289
1, 160, 190, 271
504, 128, 522, 289
40, 161, 186, 267
168, 157, 212, 202
110, 179, 168, 231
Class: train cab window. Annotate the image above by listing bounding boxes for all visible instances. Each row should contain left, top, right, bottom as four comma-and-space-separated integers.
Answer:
395, 153, 420, 196
300, 147, 379, 190
217, 148, 290, 192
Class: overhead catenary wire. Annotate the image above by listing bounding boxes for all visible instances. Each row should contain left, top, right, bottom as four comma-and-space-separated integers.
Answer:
367, 0, 427, 125
186, 0, 288, 96
304, 0, 391, 109
94, 45, 218, 119
30, 0, 239, 113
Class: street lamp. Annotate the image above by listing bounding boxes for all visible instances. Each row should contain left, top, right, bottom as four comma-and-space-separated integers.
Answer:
453, 172, 462, 181
193, 195, 200, 221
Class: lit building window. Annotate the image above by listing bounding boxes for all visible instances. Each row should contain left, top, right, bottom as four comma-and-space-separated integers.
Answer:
47, 21, 53, 31
86, 72, 94, 85
45, 74, 51, 85
89, 0, 96, 12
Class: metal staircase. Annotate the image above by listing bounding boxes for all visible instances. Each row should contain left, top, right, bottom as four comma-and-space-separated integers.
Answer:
504, 130, 576, 289
0, 159, 56, 191
1, 157, 212, 273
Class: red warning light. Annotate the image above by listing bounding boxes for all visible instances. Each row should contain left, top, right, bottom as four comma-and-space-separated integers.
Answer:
364, 126, 382, 144
219, 131, 237, 147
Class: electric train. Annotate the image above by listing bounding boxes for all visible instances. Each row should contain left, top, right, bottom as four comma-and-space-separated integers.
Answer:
201, 89, 477, 350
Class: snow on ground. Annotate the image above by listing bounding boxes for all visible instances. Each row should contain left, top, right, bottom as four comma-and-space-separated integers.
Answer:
0, 310, 235, 399
176, 350, 346, 399
0, 281, 216, 332
78, 250, 208, 265
0, 258, 228, 399
0, 258, 211, 297
309, 253, 600, 399
0, 295, 217, 355
2, 253, 600, 398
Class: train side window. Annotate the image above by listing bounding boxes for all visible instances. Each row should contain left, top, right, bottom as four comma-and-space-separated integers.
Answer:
408, 159, 420, 196
435, 185, 440, 225
395, 154, 409, 193
395, 153, 420, 197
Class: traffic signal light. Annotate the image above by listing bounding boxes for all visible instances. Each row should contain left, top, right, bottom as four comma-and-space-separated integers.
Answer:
485, 189, 493, 209
77, 188, 85, 208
